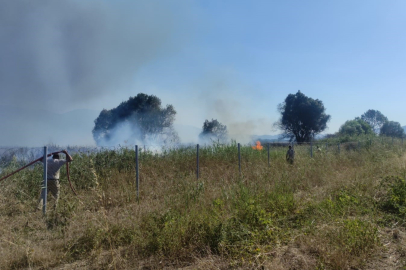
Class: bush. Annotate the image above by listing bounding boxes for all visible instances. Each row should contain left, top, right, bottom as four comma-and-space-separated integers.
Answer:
379, 175, 406, 216
337, 219, 378, 256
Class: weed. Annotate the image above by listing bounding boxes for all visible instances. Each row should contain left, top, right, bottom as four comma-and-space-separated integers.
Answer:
379, 175, 406, 216
337, 219, 379, 256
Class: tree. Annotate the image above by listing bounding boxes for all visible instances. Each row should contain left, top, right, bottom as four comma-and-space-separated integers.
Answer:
199, 119, 228, 143
92, 93, 179, 145
276, 90, 331, 142
338, 118, 374, 136
380, 121, 405, 138
361, 109, 388, 134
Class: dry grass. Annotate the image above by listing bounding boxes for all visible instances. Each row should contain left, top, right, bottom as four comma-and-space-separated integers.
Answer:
1, 140, 406, 269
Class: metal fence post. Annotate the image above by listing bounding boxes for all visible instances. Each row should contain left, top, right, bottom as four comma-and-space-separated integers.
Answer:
196, 144, 199, 179
135, 145, 139, 200
238, 143, 241, 173
310, 141, 313, 158
42, 146, 47, 215
338, 143, 340, 154
267, 143, 270, 167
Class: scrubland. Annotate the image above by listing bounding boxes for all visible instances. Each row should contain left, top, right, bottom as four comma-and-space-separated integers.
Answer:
1, 139, 406, 269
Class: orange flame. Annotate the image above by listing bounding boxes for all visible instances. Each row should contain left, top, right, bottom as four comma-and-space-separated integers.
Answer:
252, 141, 263, 150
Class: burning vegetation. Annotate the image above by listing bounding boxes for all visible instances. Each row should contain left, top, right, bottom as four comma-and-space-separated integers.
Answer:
252, 140, 263, 150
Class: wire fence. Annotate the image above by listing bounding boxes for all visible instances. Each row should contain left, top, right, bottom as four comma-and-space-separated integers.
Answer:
0, 137, 405, 170
0, 136, 405, 213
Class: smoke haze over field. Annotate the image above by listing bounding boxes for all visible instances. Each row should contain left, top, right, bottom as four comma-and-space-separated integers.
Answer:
0, 0, 193, 146
0, 0, 182, 109
1, 1, 406, 146
199, 76, 275, 143
0, 0, 274, 146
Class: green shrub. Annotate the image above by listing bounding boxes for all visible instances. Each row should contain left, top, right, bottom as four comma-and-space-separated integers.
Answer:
318, 188, 361, 218
337, 219, 378, 256
379, 175, 406, 216
68, 223, 138, 259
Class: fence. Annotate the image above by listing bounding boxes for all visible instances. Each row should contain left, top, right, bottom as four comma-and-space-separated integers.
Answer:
0, 137, 404, 215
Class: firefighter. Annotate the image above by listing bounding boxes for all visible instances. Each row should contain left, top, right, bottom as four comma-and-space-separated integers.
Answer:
37, 150, 73, 211
286, 145, 295, 164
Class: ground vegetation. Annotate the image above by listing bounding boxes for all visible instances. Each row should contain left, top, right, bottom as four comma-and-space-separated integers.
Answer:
0, 137, 406, 269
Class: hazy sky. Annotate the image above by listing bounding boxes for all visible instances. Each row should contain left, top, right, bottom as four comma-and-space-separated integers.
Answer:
1, 0, 405, 146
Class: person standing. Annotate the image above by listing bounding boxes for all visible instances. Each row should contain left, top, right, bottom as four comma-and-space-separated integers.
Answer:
38, 150, 73, 211
286, 145, 295, 164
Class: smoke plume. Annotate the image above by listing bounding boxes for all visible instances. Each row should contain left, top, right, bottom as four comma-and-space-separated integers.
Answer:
0, 0, 189, 146
0, 0, 183, 108
197, 73, 275, 143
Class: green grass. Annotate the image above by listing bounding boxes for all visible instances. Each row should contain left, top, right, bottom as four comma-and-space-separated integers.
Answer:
0, 138, 405, 269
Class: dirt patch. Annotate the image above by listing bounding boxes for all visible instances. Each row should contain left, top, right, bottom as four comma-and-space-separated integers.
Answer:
365, 227, 406, 270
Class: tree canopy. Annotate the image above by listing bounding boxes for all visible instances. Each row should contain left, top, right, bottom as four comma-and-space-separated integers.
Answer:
92, 93, 179, 146
199, 119, 228, 143
361, 109, 388, 134
276, 91, 331, 142
338, 118, 374, 136
380, 121, 405, 138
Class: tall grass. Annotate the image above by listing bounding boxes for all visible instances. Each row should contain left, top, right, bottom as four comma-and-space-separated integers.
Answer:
0, 139, 405, 269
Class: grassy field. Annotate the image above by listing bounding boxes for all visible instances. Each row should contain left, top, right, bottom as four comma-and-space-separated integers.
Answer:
0, 138, 406, 269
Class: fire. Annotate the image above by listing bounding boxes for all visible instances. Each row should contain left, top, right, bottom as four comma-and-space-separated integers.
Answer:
252, 141, 263, 150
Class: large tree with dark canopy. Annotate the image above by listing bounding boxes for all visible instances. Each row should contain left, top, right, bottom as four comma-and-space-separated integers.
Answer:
361, 109, 388, 134
199, 119, 228, 143
276, 91, 331, 142
380, 121, 405, 138
92, 93, 179, 145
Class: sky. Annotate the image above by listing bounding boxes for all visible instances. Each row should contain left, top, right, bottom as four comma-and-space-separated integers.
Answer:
1, 0, 405, 146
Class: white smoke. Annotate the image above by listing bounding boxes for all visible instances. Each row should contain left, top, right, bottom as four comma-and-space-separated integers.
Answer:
95, 120, 180, 148
0, 0, 193, 146
0, 0, 276, 147
195, 72, 276, 144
